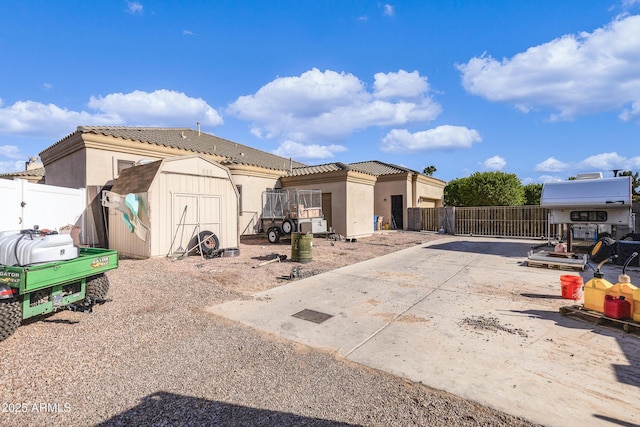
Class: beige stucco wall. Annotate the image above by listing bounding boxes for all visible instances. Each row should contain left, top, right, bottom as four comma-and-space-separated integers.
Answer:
281, 170, 376, 237
230, 167, 284, 236
43, 149, 88, 188
374, 175, 410, 229
414, 175, 445, 208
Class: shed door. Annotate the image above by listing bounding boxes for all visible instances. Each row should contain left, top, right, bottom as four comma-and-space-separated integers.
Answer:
173, 194, 222, 251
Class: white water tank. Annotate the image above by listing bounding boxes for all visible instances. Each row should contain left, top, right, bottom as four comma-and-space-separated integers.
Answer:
0, 231, 78, 266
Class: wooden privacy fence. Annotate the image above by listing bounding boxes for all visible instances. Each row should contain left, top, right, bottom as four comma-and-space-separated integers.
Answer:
408, 206, 561, 239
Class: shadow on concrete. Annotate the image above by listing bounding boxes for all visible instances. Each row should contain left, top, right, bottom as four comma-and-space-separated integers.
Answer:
94, 391, 361, 427
520, 293, 565, 300
425, 239, 541, 258
512, 308, 640, 390
592, 414, 640, 427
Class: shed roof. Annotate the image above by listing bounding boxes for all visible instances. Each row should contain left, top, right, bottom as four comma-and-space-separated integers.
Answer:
111, 160, 162, 194
45, 126, 307, 172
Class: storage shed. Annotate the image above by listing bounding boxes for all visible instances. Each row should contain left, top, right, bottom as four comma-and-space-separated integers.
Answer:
104, 155, 239, 258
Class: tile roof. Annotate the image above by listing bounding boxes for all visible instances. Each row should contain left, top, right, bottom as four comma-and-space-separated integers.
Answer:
288, 162, 375, 177
0, 167, 45, 178
348, 160, 418, 176
48, 126, 307, 171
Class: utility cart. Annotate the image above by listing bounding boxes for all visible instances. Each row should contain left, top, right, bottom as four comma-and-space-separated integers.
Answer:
0, 229, 118, 342
260, 189, 327, 243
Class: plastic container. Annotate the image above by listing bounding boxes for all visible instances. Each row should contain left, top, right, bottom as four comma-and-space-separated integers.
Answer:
607, 276, 637, 317
608, 251, 638, 319
583, 273, 613, 313
0, 230, 78, 266
633, 288, 640, 322
604, 295, 631, 320
560, 275, 583, 300
291, 232, 313, 263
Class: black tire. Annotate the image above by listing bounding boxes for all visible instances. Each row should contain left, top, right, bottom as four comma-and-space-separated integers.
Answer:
197, 231, 220, 256
267, 227, 280, 244
86, 274, 110, 300
0, 298, 21, 342
281, 219, 293, 235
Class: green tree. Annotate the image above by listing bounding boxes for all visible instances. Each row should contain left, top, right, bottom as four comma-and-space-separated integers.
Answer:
443, 177, 466, 206
423, 165, 437, 176
523, 183, 543, 205
445, 172, 525, 206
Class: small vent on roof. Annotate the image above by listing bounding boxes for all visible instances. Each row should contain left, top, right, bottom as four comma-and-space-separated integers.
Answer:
575, 172, 603, 180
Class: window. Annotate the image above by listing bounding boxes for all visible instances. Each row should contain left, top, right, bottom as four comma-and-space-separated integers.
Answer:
117, 160, 135, 176
236, 185, 242, 215
570, 211, 608, 222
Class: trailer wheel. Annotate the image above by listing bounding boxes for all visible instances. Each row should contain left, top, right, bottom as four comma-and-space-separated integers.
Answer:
282, 219, 293, 235
267, 227, 280, 244
0, 298, 21, 342
86, 274, 110, 300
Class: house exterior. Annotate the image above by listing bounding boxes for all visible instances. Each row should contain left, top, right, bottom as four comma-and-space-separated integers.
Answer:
349, 161, 445, 230
37, 126, 446, 248
281, 163, 377, 238
39, 126, 303, 246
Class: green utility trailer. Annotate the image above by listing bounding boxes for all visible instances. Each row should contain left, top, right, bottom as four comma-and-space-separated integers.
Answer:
0, 247, 118, 342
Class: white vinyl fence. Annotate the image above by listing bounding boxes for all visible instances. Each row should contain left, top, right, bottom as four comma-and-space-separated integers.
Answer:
0, 179, 87, 236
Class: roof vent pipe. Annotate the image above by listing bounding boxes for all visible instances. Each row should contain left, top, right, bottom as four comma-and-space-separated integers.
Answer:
197, 122, 201, 136
290, 157, 292, 174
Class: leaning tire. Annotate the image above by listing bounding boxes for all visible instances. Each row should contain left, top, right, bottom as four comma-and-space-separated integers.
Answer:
86, 274, 110, 300
197, 231, 220, 256
0, 298, 21, 342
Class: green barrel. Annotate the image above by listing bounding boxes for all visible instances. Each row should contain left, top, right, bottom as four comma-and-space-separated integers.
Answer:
291, 232, 313, 263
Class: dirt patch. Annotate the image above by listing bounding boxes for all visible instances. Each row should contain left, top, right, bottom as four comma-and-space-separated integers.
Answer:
163, 231, 445, 297
459, 315, 529, 338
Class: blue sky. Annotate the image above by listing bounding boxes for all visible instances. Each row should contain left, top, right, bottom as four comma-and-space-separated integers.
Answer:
1, 1, 639, 183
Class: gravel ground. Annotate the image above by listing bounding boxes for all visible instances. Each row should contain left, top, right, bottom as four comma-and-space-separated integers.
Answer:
0, 231, 542, 426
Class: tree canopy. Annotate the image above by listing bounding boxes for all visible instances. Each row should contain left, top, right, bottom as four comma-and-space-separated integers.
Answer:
444, 171, 524, 207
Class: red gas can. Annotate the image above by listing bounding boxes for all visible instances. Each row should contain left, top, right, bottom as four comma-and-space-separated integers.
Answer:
604, 295, 631, 320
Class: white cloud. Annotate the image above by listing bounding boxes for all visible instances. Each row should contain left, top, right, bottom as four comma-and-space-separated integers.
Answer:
457, 14, 640, 121
272, 140, 347, 160
482, 155, 506, 171
228, 68, 441, 144
127, 1, 143, 14
89, 89, 223, 127
0, 160, 27, 174
0, 98, 114, 137
380, 125, 481, 153
182, 30, 194, 36
537, 175, 565, 183
0, 90, 222, 138
383, 4, 395, 17
578, 151, 637, 171
373, 70, 429, 99
535, 157, 569, 172
0, 145, 25, 159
